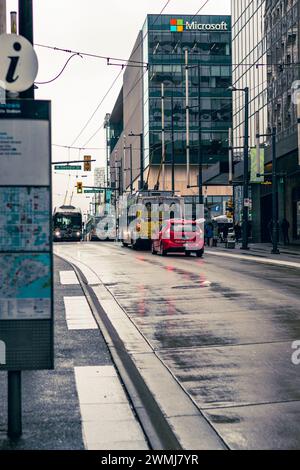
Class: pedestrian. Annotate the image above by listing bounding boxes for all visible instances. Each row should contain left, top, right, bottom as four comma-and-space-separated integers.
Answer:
234, 222, 242, 243
268, 219, 273, 243
281, 218, 290, 245
205, 222, 213, 247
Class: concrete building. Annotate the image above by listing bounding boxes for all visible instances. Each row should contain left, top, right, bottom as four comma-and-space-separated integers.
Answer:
107, 14, 233, 211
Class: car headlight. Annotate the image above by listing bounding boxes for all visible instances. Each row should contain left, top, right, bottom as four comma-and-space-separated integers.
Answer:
76, 231, 81, 237
55, 231, 61, 237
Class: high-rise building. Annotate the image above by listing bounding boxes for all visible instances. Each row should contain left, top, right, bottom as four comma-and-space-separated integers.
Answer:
232, 0, 300, 243
107, 14, 233, 207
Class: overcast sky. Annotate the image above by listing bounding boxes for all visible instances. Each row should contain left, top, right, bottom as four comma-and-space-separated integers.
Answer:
6, 0, 231, 212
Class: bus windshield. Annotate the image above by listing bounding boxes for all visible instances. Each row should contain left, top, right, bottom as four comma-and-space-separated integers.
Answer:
55, 215, 82, 229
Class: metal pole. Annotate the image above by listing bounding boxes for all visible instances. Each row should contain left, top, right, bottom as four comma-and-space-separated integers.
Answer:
228, 127, 233, 185
198, 64, 203, 204
19, 0, 34, 99
272, 127, 280, 254
140, 134, 144, 190
130, 144, 133, 194
171, 93, 175, 193
185, 50, 190, 187
0, 0, 7, 34
161, 83, 165, 191
8, 371, 22, 439
242, 87, 249, 250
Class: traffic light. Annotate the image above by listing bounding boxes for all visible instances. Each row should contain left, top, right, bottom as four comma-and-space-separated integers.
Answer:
84, 155, 92, 172
77, 182, 83, 194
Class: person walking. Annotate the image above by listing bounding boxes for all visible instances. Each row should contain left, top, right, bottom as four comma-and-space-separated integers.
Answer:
281, 218, 290, 245
205, 222, 213, 247
234, 222, 242, 243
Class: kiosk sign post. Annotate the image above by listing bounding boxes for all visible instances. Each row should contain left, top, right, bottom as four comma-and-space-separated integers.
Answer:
0, 99, 53, 437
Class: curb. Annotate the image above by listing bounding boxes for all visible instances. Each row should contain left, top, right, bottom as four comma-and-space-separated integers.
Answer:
55, 252, 227, 451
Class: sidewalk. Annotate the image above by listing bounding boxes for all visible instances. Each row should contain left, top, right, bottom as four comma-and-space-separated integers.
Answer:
0, 256, 148, 450
205, 241, 300, 269
246, 242, 300, 257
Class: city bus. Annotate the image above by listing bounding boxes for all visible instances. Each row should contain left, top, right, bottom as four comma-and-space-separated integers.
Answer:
85, 214, 116, 241
119, 191, 183, 250
53, 205, 83, 242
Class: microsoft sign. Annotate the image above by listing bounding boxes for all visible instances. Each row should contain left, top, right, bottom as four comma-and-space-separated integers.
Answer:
170, 19, 228, 32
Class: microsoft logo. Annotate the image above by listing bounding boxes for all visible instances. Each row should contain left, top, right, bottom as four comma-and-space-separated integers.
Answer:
170, 19, 184, 32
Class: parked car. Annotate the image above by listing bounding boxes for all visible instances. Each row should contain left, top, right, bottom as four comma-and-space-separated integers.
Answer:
151, 219, 204, 257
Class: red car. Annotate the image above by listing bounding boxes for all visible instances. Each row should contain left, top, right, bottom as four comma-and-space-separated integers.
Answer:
151, 219, 204, 257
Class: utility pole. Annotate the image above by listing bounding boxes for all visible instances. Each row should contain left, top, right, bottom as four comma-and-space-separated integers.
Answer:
129, 144, 133, 194
197, 64, 203, 205
271, 127, 280, 254
185, 50, 191, 187
242, 87, 250, 250
19, 0, 34, 99
161, 83, 166, 191
0, 0, 6, 34
171, 93, 175, 193
129, 132, 144, 191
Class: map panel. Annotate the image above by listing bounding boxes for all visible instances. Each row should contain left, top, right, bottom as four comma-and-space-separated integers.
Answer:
0, 187, 50, 251
0, 253, 51, 320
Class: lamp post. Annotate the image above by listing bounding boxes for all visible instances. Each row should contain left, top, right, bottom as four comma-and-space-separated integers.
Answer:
229, 86, 250, 250
129, 132, 145, 191
256, 128, 280, 255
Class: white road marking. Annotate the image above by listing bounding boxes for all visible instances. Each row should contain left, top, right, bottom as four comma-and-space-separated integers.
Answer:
205, 250, 300, 269
63, 296, 97, 330
59, 270, 79, 285
74, 366, 148, 450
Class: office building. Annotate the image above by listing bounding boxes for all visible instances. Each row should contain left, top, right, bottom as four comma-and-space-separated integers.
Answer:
107, 14, 233, 210
232, 0, 300, 243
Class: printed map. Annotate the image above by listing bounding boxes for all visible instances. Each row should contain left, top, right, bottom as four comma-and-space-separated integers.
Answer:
0, 254, 51, 319
0, 187, 50, 251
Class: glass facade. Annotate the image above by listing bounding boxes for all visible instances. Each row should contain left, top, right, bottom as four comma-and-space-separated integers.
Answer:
232, 0, 300, 242
232, 0, 268, 153
142, 14, 232, 168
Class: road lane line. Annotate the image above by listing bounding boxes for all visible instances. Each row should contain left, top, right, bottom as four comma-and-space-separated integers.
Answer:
205, 250, 300, 269
59, 270, 79, 285
63, 296, 97, 330
74, 366, 148, 450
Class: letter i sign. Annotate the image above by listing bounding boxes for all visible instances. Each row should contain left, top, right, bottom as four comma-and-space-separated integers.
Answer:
0, 33, 39, 92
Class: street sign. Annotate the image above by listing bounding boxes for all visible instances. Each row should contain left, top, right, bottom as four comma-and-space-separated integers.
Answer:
0, 100, 53, 371
54, 165, 82, 171
84, 189, 104, 194
244, 198, 252, 207
0, 34, 38, 92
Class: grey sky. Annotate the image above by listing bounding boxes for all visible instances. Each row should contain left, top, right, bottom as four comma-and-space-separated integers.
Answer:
6, 0, 231, 212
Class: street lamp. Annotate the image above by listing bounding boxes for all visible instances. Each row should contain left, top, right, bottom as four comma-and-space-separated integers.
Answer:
229, 86, 250, 250
129, 132, 146, 191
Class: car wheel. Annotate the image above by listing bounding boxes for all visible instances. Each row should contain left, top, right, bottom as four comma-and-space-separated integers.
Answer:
196, 249, 204, 258
160, 244, 167, 256
122, 241, 129, 247
151, 242, 157, 255
185, 251, 191, 257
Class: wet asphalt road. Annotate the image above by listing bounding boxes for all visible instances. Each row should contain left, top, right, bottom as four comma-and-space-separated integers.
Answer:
55, 242, 300, 450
